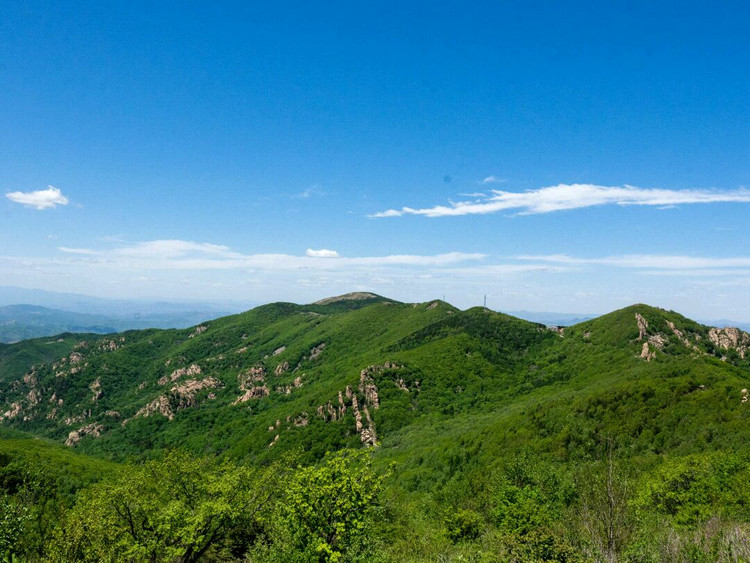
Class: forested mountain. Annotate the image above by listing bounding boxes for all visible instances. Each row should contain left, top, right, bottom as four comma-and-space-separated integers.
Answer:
0, 293, 748, 561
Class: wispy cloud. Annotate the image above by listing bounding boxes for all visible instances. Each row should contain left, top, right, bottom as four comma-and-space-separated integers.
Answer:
306, 248, 340, 258
480, 176, 504, 185
520, 253, 750, 271
294, 185, 326, 199
371, 183, 750, 218
6, 185, 69, 210
54, 240, 485, 271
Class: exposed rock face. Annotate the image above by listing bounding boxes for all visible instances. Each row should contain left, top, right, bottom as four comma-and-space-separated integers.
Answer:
308, 363, 401, 446
64, 413, 90, 426
1, 402, 22, 421
641, 342, 656, 362
137, 395, 175, 420
272, 346, 286, 357
97, 337, 124, 352
742, 389, 748, 404
359, 374, 379, 410
26, 389, 41, 407
135, 377, 222, 420
274, 361, 289, 376
171, 378, 222, 408
188, 325, 208, 338
234, 385, 270, 404
635, 313, 649, 340
309, 343, 326, 360
648, 334, 667, 350
360, 405, 377, 446
238, 365, 266, 386
89, 378, 102, 402
159, 364, 202, 386
65, 422, 104, 446
708, 327, 750, 359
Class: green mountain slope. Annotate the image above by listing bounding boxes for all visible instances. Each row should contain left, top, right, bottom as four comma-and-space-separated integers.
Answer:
0, 298, 747, 464
0, 295, 749, 560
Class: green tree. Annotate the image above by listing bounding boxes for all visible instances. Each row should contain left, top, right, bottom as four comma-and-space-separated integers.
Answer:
0, 493, 29, 561
277, 449, 391, 562
51, 450, 283, 562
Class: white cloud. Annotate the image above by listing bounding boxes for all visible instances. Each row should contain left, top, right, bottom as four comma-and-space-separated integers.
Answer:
371, 183, 750, 218
295, 185, 326, 199
306, 248, 340, 258
519, 253, 750, 271
480, 176, 504, 185
53, 240, 484, 272
6, 186, 69, 210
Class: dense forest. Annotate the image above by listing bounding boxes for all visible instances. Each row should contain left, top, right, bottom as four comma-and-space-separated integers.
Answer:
0, 293, 748, 561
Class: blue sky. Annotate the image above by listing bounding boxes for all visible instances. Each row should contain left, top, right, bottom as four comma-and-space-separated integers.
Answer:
3, 1, 750, 319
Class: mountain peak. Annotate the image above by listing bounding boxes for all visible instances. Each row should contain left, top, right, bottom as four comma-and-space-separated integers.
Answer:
312, 292, 384, 305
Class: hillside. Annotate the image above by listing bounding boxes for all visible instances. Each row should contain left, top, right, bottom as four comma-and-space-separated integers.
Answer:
0, 295, 748, 561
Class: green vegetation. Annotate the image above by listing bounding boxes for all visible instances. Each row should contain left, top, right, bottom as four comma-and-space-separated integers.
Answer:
0, 295, 748, 560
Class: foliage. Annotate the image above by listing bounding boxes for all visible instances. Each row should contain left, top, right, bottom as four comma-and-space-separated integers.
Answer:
0, 298, 748, 560
273, 449, 391, 562
52, 450, 284, 562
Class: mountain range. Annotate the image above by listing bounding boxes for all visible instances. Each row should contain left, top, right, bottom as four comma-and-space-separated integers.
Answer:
0, 292, 748, 561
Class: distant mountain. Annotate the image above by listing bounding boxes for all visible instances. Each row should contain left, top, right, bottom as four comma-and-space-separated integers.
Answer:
0, 285, 245, 317
505, 309, 595, 326
0, 304, 233, 343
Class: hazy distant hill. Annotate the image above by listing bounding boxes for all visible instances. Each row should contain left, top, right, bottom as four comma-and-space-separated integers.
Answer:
0, 304, 232, 343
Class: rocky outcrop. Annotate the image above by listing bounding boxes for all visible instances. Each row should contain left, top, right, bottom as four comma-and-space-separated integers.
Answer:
234, 385, 270, 403
272, 346, 286, 356
239, 365, 266, 386
134, 377, 222, 421
97, 337, 125, 352
89, 378, 102, 402
274, 361, 289, 376
640, 342, 656, 362
708, 327, 750, 359
65, 422, 104, 446
635, 313, 649, 340
309, 363, 401, 446
136, 396, 174, 420
158, 364, 202, 386
647, 334, 667, 350
171, 378, 222, 408
188, 325, 208, 338
742, 389, 748, 404
309, 343, 326, 360
235, 364, 270, 403
1, 402, 22, 421
22, 371, 37, 387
